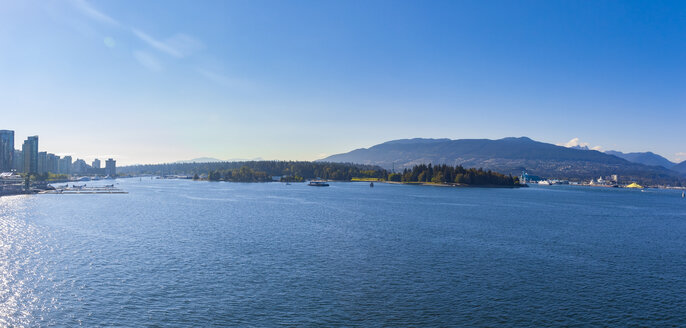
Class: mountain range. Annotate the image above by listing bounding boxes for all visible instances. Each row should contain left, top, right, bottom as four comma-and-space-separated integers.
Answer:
174, 157, 223, 163
175, 157, 263, 164
320, 137, 685, 185
604, 151, 675, 169
673, 161, 686, 174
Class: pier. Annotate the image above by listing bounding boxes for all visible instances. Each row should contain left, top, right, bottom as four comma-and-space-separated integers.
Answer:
42, 184, 128, 194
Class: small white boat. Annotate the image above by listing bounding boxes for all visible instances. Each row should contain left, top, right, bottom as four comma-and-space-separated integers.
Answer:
308, 181, 329, 187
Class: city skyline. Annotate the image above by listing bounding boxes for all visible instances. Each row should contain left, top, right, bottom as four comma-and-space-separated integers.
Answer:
1, 1, 685, 165
0, 129, 116, 176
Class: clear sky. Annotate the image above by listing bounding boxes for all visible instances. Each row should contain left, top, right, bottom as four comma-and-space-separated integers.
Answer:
1, 0, 684, 165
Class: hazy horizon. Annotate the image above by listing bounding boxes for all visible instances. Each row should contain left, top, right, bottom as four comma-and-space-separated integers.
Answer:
2, 1, 685, 165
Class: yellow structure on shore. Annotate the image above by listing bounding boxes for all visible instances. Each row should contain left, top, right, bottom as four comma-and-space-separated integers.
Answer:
625, 182, 643, 189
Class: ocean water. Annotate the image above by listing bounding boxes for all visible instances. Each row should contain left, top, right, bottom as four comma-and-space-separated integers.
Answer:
1, 179, 685, 326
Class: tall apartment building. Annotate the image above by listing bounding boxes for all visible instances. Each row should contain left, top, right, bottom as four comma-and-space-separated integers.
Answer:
22, 136, 39, 174
13, 150, 23, 172
105, 158, 116, 177
0, 130, 14, 172
38, 151, 48, 174
59, 156, 72, 175
47, 153, 59, 174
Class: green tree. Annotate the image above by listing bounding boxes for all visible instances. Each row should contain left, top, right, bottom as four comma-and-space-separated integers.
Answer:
388, 173, 402, 182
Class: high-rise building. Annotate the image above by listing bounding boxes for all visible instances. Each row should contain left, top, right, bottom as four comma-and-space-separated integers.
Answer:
0, 130, 14, 172
105, 158, 116, 177
92, 158, 101, 169
22, 136, 39, 174
47, 153, 58, 174
38, 151, 48, 174
59, 156, 72, 175
13, 150, 23, 172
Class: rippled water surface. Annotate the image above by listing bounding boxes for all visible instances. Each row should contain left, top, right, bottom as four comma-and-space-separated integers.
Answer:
1, 179, 686, 326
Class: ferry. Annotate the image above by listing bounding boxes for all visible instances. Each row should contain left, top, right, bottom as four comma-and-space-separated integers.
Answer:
308, 180, 329, 187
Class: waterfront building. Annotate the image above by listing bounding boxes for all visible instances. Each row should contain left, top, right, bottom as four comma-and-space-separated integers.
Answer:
92, 158, 101, 169
59, 156, 72, 175
13, 150, 23, 172
22, 136, 39, 174
520, 171, 542, 184
0, 172, 24, 195
0, 130, 14, 172
38, 151, 48, 174
47, 153, 58, 174
105, 158, 116, 177
72, 159, 89, 174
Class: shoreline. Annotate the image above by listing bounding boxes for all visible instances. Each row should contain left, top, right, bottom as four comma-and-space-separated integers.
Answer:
128, 175, 686, 190
380, 181, 525, 188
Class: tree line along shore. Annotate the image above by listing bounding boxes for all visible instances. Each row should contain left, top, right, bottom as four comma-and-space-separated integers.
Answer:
119, 161, 521, 187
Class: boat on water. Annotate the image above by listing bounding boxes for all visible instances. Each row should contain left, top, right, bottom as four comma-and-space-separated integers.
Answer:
370, 182, 374, 187
308, 181, 329, 187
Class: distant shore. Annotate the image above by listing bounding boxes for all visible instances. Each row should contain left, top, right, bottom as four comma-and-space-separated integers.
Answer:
377, 181, 526, 188
350, 178, 524, 188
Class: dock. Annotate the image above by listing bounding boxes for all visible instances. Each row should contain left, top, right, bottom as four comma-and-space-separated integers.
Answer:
42, 185, 128, 194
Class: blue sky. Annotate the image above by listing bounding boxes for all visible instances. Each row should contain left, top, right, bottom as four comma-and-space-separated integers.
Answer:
1, 0, 684, 165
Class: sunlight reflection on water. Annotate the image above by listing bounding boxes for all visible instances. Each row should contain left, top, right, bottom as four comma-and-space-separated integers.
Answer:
1, 180, 685, 326
0, 196, 50, 326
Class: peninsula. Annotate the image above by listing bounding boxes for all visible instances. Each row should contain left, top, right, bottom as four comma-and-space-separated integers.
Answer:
119, 161, 521, 187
